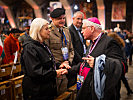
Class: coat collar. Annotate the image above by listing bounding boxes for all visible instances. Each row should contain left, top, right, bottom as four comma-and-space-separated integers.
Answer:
50, 23, 62, 37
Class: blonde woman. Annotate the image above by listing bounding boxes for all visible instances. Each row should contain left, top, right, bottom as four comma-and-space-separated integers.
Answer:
21, 18, 68, 100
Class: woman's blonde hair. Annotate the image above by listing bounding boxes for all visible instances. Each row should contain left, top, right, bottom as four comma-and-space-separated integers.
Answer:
29, 18, 49, 41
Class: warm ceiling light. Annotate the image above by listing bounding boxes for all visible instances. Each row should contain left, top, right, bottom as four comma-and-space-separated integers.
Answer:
87, 0, 90, 2
33, 6, 39, 9
2, 6, 8, 9
74, 5, 78, 10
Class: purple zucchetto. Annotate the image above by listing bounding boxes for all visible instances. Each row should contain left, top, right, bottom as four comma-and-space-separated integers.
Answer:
87, 17, 102, 29
87, 17, 101, 25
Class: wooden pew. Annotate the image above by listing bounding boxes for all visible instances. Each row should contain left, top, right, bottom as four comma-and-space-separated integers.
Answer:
0, 81, 12, 100
0, 62, 21, 81
67, 84, 77, 100
10, 75, 24, 100
55, 91, 72, 100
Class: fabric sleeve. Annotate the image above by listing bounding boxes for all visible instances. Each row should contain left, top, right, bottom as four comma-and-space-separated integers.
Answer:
68, 63, 81, 75
105, 39, 126, 74
105, 39, 124, 60
4, 39, 14, 63
0, 45, 3, 56
21, 45, 56, 82
104, 57, 122, 88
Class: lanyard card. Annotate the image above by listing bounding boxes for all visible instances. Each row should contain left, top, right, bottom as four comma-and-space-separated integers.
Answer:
61, 47, 69, 61
77, 75, 84, 90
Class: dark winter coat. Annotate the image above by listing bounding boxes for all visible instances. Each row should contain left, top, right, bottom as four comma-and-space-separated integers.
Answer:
21, 36, 57, 100
76, 34, 124, 100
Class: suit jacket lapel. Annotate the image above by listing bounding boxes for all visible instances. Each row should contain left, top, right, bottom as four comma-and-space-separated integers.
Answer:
71, 24, 82, 42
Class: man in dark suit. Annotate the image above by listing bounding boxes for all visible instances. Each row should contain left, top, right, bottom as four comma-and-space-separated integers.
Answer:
68, 11, 86, 87
69, 11, 86, 65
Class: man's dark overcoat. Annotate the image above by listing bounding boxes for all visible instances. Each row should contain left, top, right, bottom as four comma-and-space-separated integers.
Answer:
76, 34, 124, 100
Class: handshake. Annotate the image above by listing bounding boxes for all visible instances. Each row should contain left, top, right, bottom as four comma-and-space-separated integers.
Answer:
56, 61, 71, 78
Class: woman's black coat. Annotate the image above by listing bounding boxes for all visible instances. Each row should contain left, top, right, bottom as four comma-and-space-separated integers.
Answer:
21, 36, 57, 100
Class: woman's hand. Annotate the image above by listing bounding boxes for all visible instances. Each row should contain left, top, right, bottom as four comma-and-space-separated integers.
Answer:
62, 61, 69, 65
59, 61, 71, 69
56, 69, 68, 77
82, 55, 94, 68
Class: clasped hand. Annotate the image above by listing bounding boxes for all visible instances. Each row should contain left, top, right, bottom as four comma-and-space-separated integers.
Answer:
56, 61, 71, 77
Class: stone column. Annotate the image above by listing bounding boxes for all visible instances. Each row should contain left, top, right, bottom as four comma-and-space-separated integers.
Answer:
0, 1, 16, 28
96, 0, 105, 30
25, 0, 43, 18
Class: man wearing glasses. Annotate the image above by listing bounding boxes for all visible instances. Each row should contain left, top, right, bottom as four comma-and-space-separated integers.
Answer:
76, 17, 126, 100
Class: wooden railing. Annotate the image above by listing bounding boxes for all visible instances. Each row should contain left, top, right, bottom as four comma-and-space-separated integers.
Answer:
0, 62, 22, 81
0, 80, 12, 100
55, 84, 77, 100
0, 63, 77, 100
0, 75, 24, 100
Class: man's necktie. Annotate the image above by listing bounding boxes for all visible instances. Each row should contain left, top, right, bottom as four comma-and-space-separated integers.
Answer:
59, 28, 63, 34
59, 28, 64, 46
77, 29, 86, 54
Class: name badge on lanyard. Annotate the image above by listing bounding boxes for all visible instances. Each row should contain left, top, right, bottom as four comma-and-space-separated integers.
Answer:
77, 75, 84, 90
61, 47, 69, 61
61, 30, 69, 61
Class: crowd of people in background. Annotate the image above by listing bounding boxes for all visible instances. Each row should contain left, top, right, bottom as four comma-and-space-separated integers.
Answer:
0, 8, 133, 100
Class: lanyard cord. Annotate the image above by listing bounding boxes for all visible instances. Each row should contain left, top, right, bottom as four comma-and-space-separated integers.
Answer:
42, 43, 56, 70
88, 33, 102, 55
80, 33, 103, 75
61, 31, 67, 46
